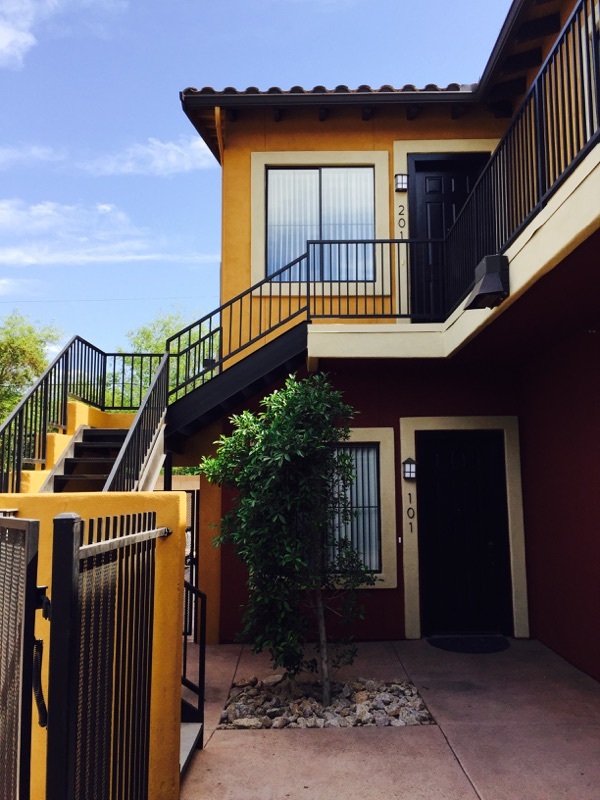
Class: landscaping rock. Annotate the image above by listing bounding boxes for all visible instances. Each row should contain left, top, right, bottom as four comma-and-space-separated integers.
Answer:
218, 675, 435, 730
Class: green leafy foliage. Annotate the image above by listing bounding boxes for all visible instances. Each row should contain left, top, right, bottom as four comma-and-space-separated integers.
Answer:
0, 311, 62, 421
120, 309, 190, 354
200, 373, 376, 704
118, 308, 220, 404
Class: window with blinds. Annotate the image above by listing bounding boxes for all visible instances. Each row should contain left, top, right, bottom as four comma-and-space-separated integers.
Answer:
332, 443, 382, 572
266, 166, 375, 280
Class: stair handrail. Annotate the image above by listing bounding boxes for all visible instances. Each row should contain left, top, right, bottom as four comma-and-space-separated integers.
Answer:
166, 253, 310, 400
0, 336, 94, 493
0, 335, 163, 493
103, 352, 170, 492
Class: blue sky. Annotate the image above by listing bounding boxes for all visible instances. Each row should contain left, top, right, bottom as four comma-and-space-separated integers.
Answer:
1, 0, 512, 353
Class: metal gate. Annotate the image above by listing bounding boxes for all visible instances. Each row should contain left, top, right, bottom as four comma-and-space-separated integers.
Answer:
181, 489, 206, 750
0, 516, 40, 800
45, 511, 171, 800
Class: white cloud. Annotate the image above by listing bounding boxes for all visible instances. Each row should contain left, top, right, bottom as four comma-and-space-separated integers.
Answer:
0, 0, 127, 69
0, 242, 217, 266
0, 144, 65, 170
0, 21, 36, 68
0, 198, 135, 237
81, 136, 215, 176
0, 276, 36, 295
0, 198, 219, 267
0, 137, 214, 176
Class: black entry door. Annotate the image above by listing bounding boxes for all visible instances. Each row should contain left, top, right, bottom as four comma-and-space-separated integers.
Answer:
416, 429, 513, 636
408, 153, 489, 320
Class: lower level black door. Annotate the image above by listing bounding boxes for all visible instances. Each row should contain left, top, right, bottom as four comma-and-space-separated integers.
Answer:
416, 429, 513, 636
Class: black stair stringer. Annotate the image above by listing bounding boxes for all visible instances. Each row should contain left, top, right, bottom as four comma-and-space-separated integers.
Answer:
165, 322, 308, 452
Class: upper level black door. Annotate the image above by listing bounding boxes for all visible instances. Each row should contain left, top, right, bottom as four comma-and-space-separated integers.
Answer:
408, 153, 489, 320
416, 429, 513, 636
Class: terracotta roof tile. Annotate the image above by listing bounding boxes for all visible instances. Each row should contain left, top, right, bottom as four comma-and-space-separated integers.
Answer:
182, 82, 478, 99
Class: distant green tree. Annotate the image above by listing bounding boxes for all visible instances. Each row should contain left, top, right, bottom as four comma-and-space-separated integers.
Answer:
112, 310, 196, 407
200, 373, 376, 706
0, 311, 62, 420
121, 310, 191, 354
118, 308, 220, 406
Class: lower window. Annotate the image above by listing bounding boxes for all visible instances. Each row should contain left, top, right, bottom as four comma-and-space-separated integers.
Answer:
332, 443, 382, 573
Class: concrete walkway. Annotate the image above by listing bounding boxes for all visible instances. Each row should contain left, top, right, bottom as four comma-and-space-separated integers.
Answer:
180, 640, 600, 800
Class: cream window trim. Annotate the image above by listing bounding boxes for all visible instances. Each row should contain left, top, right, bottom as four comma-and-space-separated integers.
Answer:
399, 416, 529, 639
348, 427, 397, 589
251, 151, 390, 286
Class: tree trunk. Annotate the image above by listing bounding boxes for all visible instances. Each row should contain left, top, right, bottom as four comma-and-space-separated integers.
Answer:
315, 585, 331, 707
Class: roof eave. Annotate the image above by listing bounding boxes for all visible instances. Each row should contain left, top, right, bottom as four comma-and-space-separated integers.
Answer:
476, 0, 529, 95
180, 88, 479, 111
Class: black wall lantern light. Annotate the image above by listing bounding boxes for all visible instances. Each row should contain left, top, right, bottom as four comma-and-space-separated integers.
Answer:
394, 174, 409, 192
402, 458, 416, 480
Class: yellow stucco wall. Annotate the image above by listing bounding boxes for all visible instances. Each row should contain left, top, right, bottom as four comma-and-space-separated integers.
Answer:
4, 491, 185, 800
219, 105, 507, 305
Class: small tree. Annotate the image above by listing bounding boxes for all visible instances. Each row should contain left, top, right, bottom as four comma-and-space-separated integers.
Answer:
200, 373, 376, 705
0, 311, 62, 420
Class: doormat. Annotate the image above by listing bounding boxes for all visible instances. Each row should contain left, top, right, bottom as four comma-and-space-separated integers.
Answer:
427, 635, 510, 654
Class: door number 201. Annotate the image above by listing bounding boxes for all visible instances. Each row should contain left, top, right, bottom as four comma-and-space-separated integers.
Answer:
397, 204, 407, 232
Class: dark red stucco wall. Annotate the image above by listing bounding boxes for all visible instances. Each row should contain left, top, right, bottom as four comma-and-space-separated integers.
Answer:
519, 328, 600, 681
219, 358, 521, 643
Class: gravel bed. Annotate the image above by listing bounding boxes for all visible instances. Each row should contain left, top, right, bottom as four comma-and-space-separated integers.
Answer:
218, 674, 435, 730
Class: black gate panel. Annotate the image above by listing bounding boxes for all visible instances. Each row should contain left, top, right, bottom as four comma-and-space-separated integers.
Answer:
46, 512, 168, 800
0, 516, 39, 800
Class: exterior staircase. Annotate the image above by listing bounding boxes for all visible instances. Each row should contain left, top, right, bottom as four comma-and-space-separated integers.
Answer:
53, 428, 129, 492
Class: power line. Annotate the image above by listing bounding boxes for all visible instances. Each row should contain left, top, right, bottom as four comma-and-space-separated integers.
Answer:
0, 295, 218, 305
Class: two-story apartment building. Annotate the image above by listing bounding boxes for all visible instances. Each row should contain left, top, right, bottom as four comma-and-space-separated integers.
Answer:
165, 0, 599, 681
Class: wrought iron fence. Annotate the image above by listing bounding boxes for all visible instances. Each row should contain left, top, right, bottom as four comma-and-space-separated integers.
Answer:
166, 255, 311, 399
306, 239, 446, 321
180, 489, 205, 745
46, 511, 170, 800
165, 239, 450, 398
181, 581, 206, 747
444, 0, 600, 314
104, 354, 169, 492
0, 516, 40, 800
0, 337, 162, 493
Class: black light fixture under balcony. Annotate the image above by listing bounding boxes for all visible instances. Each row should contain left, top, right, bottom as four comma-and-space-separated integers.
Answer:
464, 255, 509, 310
402, 458, 417, 480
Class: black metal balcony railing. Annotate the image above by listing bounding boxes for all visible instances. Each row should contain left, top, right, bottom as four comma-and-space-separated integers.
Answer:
166, 238, 445, 396
445, 0, 599, 313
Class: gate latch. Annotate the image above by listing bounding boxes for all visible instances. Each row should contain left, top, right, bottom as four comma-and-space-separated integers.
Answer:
35, 586, 51, 620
